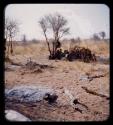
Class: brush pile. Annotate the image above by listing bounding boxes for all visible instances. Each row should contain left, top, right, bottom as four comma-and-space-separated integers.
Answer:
67, 46, 96, 62
49, 45, 96, 63
23, 59, 54, 73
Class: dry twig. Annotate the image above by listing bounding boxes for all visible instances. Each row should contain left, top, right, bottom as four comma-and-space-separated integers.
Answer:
82, 86, 109, 100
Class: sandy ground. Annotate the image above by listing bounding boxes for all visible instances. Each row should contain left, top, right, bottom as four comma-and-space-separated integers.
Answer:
5, 42, 110, 121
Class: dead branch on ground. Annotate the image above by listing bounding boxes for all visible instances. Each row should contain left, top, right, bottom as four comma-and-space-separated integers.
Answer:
81, 86, 109, 100
87, 72, 109, 81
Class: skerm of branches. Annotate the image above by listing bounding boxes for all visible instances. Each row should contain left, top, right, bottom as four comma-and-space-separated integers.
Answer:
39, 13, 70, 58
5, 17, 19, 56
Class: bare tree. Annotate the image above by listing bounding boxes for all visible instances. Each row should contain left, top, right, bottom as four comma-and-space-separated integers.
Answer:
5, 17, 19, 56
99, 31, 106, 40
39, 13, 69, 58
5, 17, 9, 41
22, 34, 27, 45
39, 18, 52, 55
71, 37, 81, 44
46, 13, 69, 41
92, 33, 100, 41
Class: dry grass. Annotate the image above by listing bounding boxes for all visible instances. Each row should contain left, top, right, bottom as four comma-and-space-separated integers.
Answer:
6, 39, 109, 56
5, 39, 109, 73
13, 43, 47, 55
68, 40, 109, 56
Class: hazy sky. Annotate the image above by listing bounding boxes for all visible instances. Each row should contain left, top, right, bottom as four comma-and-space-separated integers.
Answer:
5, 4, 110, 40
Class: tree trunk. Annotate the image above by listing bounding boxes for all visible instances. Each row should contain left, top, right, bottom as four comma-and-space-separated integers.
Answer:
44, 32, 51, 55
52, 41, 55, 56
54, 34, 59, 55
10, 37, 13, 55
7, 38, 10, 57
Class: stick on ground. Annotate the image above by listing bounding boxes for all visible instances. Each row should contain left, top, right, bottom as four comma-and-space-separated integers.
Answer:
87, 72, 108, 82
81, 86, 109, 100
